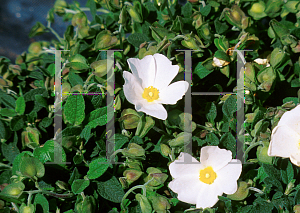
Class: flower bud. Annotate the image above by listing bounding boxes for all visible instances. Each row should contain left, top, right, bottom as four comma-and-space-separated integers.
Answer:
28, 42, 42, 54
118, 7, 128, 26
95, 30, 118, 50
19, 154, 45, 179
78, 26, 90, 39
294, 205, 300, 213
15, 54, 24, 65
19, 203, 35, 213
181, 34, 204, 50
127, 2, 143, 23
72, 12, 88, 28
264, 0, 283, 18
198, 23, 212, 40
149, 195, 171, 212
227, 181, 249, 200
248, 1, 267, 20
157, 37, 171, 53
75, 195, 96, 213
270, 19, 290, 38
70, 84, 84, 93
138, 46, 157, 59
168, 132, 192, 147
119, 109, 141, 129
62, 82, 71, 101
192, 13, 203, 29
135, 194, 152, 213
0, 181, 25, 198
160, 144, 171, 157
91, 60, 108, 78
54, 0, 67, 16
257, 67, 276, 83
9, 64, 21, 75
257, 142, 273, 164
122, 143, 145, 158
123, 169, 143, 185
21, 127, 40, 149
144, 167, 168, 187
284, 1, 300, 13
119, 177, 128, 189
224, 5, 249, 29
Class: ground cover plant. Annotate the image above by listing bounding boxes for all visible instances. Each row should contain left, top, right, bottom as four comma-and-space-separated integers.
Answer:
0, 0, 300, 212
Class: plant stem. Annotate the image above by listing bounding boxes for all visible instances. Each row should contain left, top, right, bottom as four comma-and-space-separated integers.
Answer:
47, 21, 63, 43
243, 138, 263, 161
83, 73, 95, 89
121, 177, 154, 210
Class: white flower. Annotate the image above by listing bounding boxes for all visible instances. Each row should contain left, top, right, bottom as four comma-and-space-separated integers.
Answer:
122, 53, 189, 120
212, 57, 227, 68
254, 58, 270, 67
168, 146, 242, 209
268, 104, 300, 166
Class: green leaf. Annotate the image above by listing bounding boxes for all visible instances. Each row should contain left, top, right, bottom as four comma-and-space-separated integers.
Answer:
127, 33, 149, 48
206, 102, 217, 123
0, 120, 6, 140
34, 194, 49, 213
64, 95, 85, 126
35, 95, 48, 109
24, 88, 48, 102
71, 179, 90, 194
222, 95, 237, 119
87, 0, 97, 20
291, 78, 300, 87
15, 96, 25, 115
114, 134, 129, 150
220, 132, 236, 157
262, 163, 281, 180
11, 151, 34, 176
1, 140, 20, 164
87, 106, 113, 129
206, 133, 219, 145
29, 22, 46, 37
96, 176, 125, 203
287, 161, 294, 183
194, 62, 213, 79
214, 19, 229, 34
87, 158, 110, 179
283, 97, 298, 105
135, 115, 155, 138
69, 71, 84, 87
33, 140, 67, 166
68, 167, 81, 185
200, 5, 211, 16
181, 2, 192, 18
0, 90, 16, 109
10, 116, 25, 131
80, 125, 92, 142
295, 188, 300, 205
38, 117, 53, 132
0, 108, 16, 117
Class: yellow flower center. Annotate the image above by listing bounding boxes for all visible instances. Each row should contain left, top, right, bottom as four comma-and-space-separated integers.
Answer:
142, 86, 159, 102
199, 166, 217, 184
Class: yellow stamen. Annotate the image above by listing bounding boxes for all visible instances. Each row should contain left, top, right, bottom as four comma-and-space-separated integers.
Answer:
199, 166, 217, 184
142, 86, 159, 102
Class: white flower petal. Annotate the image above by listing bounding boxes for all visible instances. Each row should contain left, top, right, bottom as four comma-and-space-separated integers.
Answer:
213, 57, 225, 67
290, 153, 300, 166
127, 55, 156, 89
157, 81, 189, 105
215, 159, 242, 195
123, 71, 144, 105
168, 175, 203, 206
153, 53, 179, 91
135, 100, 168, 120
169, 152, 202, 179
277, 105, 300, 133
200, 146, 233, 171
195, 183, 223, 209
268, 125, 300, 158
254, 58, 268, 65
